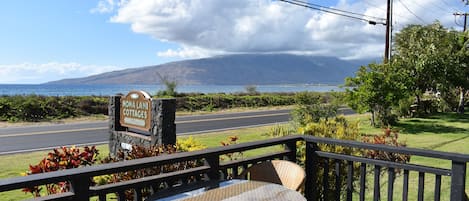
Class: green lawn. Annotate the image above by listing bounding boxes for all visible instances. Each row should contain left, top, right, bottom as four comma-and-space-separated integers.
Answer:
351, 112, 469, 200
1, 113, 469, 200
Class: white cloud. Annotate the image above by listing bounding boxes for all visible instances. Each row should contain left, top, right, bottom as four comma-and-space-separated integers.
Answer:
90, 0, 128, 14
103, 0, 466, 60
0, 62, 124, 84
156, 46, 220, 58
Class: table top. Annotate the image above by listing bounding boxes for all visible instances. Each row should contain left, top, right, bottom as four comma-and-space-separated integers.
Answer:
153, 179, 306, 201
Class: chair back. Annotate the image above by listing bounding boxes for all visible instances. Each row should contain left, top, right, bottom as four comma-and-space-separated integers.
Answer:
238, 160, 305, 191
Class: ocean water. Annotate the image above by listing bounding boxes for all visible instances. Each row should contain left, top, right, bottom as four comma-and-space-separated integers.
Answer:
0, 84, 343, 96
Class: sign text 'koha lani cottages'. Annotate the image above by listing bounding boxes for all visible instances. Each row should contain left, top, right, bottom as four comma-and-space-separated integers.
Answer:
120, 91, 152, 131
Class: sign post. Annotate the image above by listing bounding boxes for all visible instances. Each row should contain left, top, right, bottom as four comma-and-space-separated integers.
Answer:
109, 91, 176, 156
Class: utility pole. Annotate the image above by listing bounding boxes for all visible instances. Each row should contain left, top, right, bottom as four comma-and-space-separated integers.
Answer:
384, 0, 393, 63
454, 0, 468, 114
453, 12, 468, 31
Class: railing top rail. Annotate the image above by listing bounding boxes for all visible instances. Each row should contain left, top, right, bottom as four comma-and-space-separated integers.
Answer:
304, 135, 469, 162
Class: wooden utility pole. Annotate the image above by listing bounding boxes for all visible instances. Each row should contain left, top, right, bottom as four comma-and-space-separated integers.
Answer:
384, 0, 393, 63
454, 12, 468, 31
454, 0, 468, 114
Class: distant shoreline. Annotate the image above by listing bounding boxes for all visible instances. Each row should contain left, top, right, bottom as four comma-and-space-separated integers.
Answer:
0, 83, 344, 96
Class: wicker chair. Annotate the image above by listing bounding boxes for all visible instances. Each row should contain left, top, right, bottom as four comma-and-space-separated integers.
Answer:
238, 160, 306, 191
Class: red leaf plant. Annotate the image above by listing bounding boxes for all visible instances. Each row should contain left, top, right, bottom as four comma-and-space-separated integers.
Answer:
22, 146, 99, 197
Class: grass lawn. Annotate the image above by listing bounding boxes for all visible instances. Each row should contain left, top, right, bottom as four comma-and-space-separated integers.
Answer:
352, 112, 469, 200
1, 113, 468, 200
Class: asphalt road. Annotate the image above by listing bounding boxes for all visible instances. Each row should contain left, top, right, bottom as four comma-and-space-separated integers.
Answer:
0, 109, 291, 155
0, 108, 354, 155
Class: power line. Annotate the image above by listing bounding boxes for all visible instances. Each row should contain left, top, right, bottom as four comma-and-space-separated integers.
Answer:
289, 0, 385, 21
362, 0, 418, 25
397, 0, 426, 24
428, 1, 457, 13
279, 0, 386, 25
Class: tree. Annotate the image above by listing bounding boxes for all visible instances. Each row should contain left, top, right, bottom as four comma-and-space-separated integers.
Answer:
345, 63, 408, 126
392, 22, 454, 109
156, 72, 178, 97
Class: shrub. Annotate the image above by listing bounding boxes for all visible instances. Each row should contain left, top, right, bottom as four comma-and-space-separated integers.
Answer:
22, 146, 99, 197
0, 95, 108, 122
98, 144, 203, 200
264, 124, 295, 138
291, 92, 338, 127
177, 136, 207, 152
298, 116, 361, 200
220, 136, 243, 162
176, 93, 297, 112
362, 128, 410, 164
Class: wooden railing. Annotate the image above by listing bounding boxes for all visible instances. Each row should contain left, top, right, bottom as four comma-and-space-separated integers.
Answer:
0, 135, 468, 201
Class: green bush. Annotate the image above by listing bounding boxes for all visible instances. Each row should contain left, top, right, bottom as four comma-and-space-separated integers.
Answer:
175, 93, 297, 112
291, 92, 338, 126
0, 95, 108, 122
298, 116, 360, 200
0, 92, 342, 122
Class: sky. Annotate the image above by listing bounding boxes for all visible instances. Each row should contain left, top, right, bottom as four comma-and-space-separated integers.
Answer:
0, 0, 468, 84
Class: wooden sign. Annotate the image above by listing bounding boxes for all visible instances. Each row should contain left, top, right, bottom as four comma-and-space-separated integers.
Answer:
120, 91, 152, 131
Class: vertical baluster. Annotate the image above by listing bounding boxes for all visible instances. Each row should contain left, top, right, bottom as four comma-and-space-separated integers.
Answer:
134, 187, 143, 201
323, 159, 330, 200
402, 169, 409, 201
233, 166, 239, 179
373, 165, 381, 201
118, 190, 126, 201
221, 168, 228, 180
150, 184, 159, 194
335, 160, 341, 201
98, 194, 106, 201
387, 168, 395, 201
346, 161, 353, 201
359, 163, 366, 201
305, 142, 319, 201
418, 172, 425, 201
434, 174, 441, 201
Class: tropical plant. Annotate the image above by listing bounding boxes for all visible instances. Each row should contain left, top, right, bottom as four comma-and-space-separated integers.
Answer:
22, 146, 99, 197
98, 144, 203, 200
297, 116, 361, 199
362, 128, 410, 164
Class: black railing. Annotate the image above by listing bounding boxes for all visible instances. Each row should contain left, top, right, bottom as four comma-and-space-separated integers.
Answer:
304, 135, 469, 201
0, 135, 468, 201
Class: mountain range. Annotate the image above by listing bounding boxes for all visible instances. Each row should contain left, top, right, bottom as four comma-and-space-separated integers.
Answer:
46, 54, 370, 85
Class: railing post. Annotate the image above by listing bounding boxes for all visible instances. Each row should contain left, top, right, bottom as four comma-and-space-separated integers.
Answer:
70, 176, 91, 201
285, 140, 297, 162
305, 141, 319, 201
109, 95, 124, 156
205, 154, 221, 181
450, 161, 467, 201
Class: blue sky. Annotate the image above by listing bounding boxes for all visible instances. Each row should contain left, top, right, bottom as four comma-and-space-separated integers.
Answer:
0, 0, 467, 84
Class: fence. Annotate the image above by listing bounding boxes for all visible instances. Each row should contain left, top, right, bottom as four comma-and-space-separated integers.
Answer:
0, 135, 468, 201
